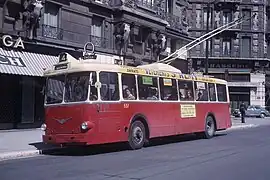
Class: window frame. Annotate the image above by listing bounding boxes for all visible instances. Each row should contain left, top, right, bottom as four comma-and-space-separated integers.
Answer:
121, 73, 138, 101
178, 79, 195, 102
137, 75, 159, 101
44, 2, 60, 28
208, 83, 217, 102
99, 71, 120, 101
89, 71, 98, 101
159, 77, 178, 101
216, 84, 228, 102
222, 38, 232, 57
91, 16, 104, 38
194, 81, 209, 102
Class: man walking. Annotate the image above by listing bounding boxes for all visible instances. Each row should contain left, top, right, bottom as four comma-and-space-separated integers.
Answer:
239, 102, 246, 123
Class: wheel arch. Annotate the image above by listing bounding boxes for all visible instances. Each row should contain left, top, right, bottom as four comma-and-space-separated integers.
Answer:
129, 113, 150, 141
205, 112, 217, 130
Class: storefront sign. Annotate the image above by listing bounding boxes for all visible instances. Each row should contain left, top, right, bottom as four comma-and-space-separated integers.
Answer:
194, 59, 252, 69
1, 35, 25, 49
209, 63, 249, 69
0, 54, 26, 67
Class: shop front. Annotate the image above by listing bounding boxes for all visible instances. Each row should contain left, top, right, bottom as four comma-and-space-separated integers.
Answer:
191, 57, 267, 111
0, 36, 58, 130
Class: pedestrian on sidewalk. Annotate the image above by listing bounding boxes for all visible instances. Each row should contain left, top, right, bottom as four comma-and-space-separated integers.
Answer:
240, 102, 247, 123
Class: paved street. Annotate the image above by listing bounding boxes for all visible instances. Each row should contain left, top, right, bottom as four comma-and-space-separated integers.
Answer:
1, 123, 270, 180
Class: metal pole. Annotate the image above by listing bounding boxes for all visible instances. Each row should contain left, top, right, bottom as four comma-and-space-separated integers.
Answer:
205, 2, 210, 75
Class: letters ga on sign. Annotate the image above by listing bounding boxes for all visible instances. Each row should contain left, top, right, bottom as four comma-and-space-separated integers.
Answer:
180, 104, 196, 118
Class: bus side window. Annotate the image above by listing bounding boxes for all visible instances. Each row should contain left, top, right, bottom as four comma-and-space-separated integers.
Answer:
138, 75, 159, 100
208, 83, 216, 101
122, 74, 137, 100
99, 72, 119, 101
89, 72, 98, 101
194, 81, 208, 101
217, 84, 227, 102
159, 78, 178, 101
178, 80, 194, 101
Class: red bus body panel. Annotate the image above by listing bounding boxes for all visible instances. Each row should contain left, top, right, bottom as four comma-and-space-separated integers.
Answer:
43, 102, 231, 145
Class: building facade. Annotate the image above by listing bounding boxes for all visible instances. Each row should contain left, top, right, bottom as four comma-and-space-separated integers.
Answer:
0, 0, 191, 130
188, 0, 270, 111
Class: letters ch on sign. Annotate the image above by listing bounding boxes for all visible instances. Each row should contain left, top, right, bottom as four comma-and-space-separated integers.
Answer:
0, 55, 26, 67
2, 35, 25, 49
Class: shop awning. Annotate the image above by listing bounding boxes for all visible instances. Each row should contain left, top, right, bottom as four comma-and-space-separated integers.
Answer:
0, 47, 58, 77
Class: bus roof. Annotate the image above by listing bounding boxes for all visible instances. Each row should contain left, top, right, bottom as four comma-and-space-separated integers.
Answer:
44, 52, 227, 85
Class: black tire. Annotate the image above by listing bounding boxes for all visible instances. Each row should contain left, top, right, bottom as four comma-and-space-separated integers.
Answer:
128, 121, 146, 150
260, 113, 265, 118
202, 115, 216, 139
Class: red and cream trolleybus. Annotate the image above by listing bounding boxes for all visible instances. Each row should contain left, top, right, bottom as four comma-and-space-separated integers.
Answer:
41, 52, 231, 150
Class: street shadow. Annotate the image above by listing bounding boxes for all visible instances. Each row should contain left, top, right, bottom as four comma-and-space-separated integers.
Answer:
146, 132, 227, 148
37, 133, 227, 157
29, 142, 61, 151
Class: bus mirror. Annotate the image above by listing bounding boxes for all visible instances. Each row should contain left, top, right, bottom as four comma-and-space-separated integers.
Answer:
95, 82, 102, 89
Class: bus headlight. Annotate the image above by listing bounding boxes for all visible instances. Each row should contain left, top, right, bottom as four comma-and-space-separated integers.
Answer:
41, 123, 47, 131
81, 122, 88, 130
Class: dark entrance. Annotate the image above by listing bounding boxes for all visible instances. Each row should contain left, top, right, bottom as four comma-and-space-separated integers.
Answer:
0, 74, 22, 129
229, 87, 250, 112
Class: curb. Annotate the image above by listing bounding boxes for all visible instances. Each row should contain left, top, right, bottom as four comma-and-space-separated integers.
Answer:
0, 150, 41, 161
0, 147, 62, 162
229, 124, 258, 130
0, 128, 41, 133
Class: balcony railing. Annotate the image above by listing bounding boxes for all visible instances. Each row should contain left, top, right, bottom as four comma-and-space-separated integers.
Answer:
165, 13, 188, 33
136, 0, 155, 10
92, 0, 186, 32
89, 35, 109, 49
40, 25, 110, 49
166, 14, 182, 30
42, 25, 63, 40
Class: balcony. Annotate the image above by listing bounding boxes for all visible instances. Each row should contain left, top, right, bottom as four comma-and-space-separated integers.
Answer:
166, 14, 182, 31
89, 35, 109, 49
165, 14, 188, 34
41, 25, 63, 40
121, 0, 158, 13
93, 0, 186, 33
39, 25, 110, 50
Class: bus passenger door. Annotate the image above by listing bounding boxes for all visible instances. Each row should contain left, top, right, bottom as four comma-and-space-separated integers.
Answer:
96, 71, 123, 142
177, 80, 197, 134
96, 103, 122, 134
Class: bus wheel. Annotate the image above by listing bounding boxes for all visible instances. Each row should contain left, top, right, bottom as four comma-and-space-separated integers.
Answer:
203, 115, 216, 139
128, 121, 146, 150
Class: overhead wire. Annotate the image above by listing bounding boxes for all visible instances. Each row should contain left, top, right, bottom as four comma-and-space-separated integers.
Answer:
157, 13, 257, 65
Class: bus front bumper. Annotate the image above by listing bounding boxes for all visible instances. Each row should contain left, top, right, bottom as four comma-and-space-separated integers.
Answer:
43, 134, 88, 145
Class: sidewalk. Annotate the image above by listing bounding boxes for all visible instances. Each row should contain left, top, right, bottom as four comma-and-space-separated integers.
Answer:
0, 129, 59, 161
1, 118, 270, 161
231, 117, 270, 130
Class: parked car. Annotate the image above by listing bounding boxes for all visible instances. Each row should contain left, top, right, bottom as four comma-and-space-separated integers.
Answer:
232, 105, 270, 118
232, 109, 241, 117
